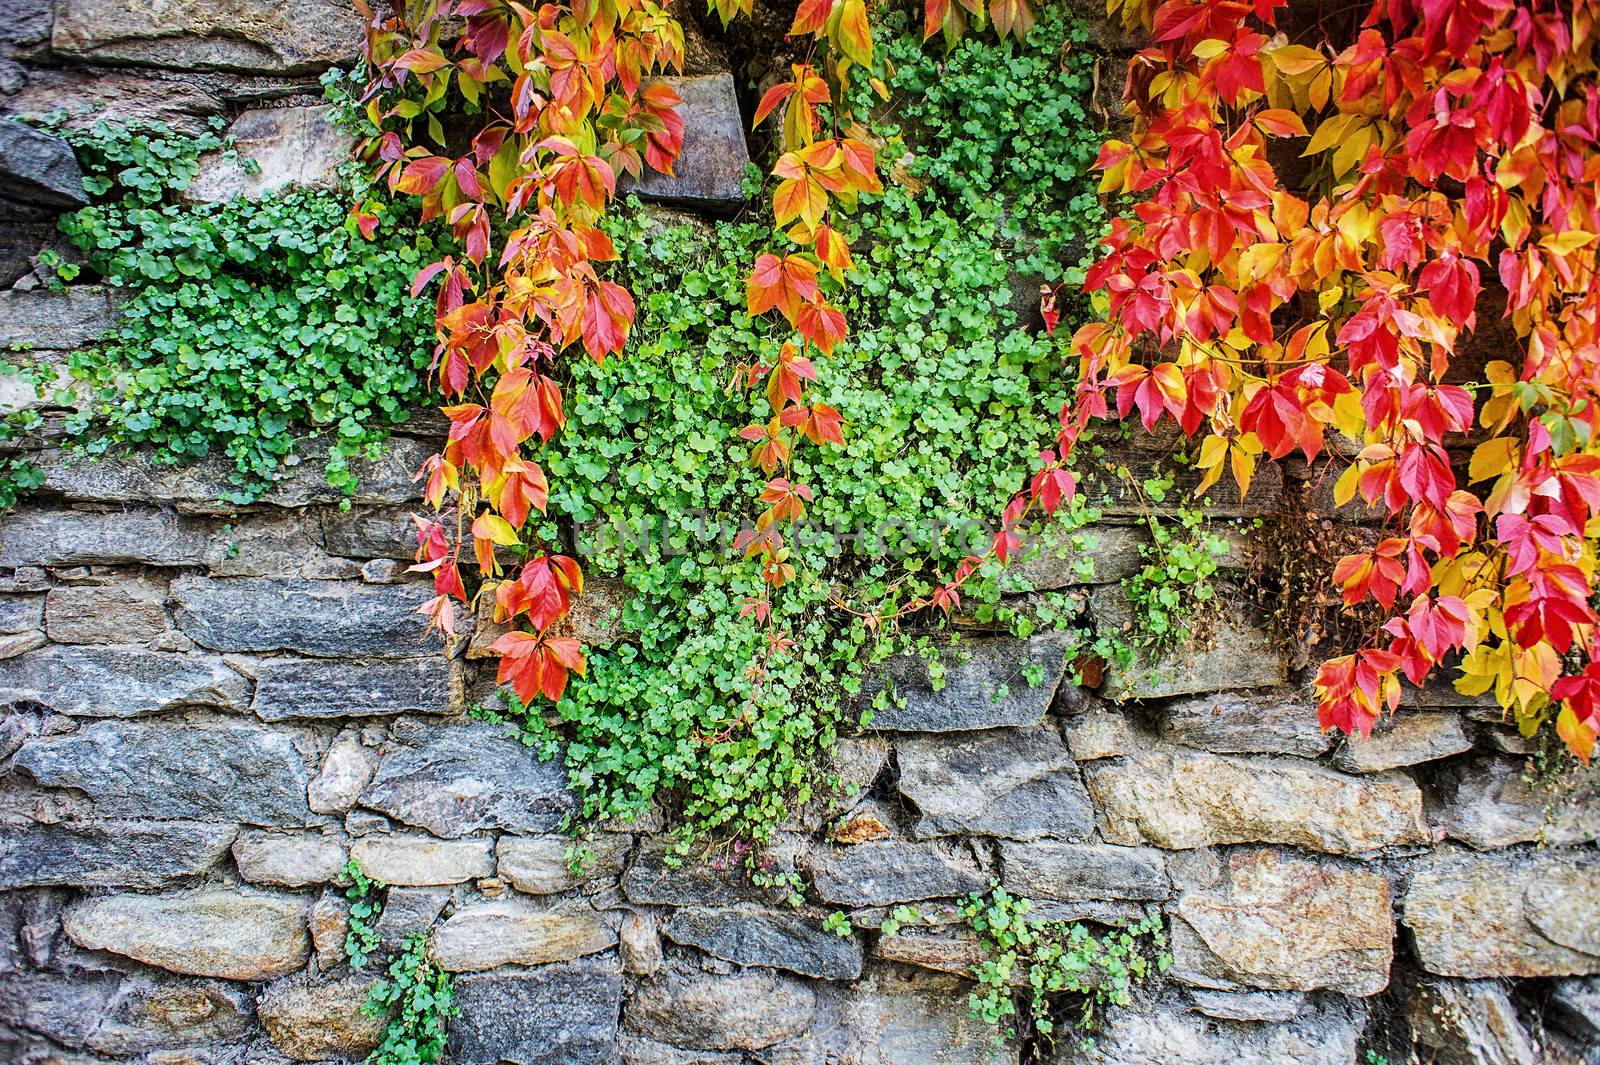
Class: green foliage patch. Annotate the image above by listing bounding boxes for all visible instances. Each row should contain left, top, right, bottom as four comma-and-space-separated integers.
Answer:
43, 116, 435, 502
492, 7, 1121, 846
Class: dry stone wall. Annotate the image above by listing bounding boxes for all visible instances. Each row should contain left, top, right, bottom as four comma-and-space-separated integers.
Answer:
2, 4, 1600, 1065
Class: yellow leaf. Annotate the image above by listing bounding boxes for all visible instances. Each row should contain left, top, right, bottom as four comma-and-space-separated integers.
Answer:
1192, 38, 1228, 59
473, 513, 521, 546
1468, 437, 1516, 483
1333, 461, 1360, 507
1267, 43, 1325, 76
1303, 113, 1359, 156
1540, 230, 1597, 256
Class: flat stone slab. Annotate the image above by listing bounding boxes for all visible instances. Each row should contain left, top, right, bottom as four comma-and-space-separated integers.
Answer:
0, 645, 250, 717
1083, 746, 1427, 855
359, 722, 576, 836
0, 287, 120, 353
431, 900, 616, 972
623, 74, 749, 214
185, 104, 353, 202
51, 0, 361, 74
1404, 848, 1600, 978
173, 576, 444, 658
14, 720, 311, 825
804, 840, 987, 908
623, 961, 815, 1053
867, 634, 1075, 732
0, 119, 89, 209
999, 841, 1168, 903
896, 726, 1095, 841
0, 821, 237, 889
252, 655, 463, 720
450, 958, 623, 1065
63, 889, 310, 981
663, 907, 864, 981
1169, 848, 1393, 996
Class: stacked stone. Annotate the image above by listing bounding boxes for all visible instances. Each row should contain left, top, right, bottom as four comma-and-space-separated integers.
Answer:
3, 2, 1600, 1064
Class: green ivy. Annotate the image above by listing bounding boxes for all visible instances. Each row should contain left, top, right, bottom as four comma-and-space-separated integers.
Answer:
487, 7, 1124, 846
363, 932, 456, 1065
42, 115, 435, 502
342, 858, 385, 970
1119, 501, 1232, 656
955, 885, 1169, 1049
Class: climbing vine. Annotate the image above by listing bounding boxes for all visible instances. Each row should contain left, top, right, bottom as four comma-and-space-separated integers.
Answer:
458, 8, 1127, 843
1055, 0, 1600, 759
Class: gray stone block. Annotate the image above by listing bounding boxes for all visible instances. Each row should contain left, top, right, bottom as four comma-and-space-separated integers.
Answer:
14, 721, 311, 825
450, 958, 623, 1065
663, 907, 863, 981
867, 633, 1075, 732
896, 725, 1095, 840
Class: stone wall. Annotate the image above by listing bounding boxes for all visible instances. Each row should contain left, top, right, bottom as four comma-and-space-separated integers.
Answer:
3, 3, 1600, 1065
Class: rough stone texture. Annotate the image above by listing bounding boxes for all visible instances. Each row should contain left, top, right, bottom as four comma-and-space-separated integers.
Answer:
999, 841, 1168, 902
0, 119, 89, 209
307, 736, 380, 813
867, 633, 1074, 732
450, 958, 623, 1065
1084, 746, 1429, 854
1186, 989, 1306, 1023
1093, 585, 1287, 698
0, 505, 214, 568
1054, 995, 1366, 1065
232, 831, 347, 888
45, 580, 169, 645
63, 889, 310, 980
34, 436, 436, 514
0, 645, 250, 717
1405, 849, 1600, 978
359, 722, 575, 835
256, 976, 384, 1061
252, 655, 464, 719
1548, 977, 1600, 1047
662, 907, 863, 981
0, 821, 236, 889
497, 833, 631, 894
1063, 707, 1141, 760
52, 0, 362, 73
624, 962, 815, 1051
1157, 691, 1330, 759
869, 927, 988, 980
430, 899, 616, 972
174, 576, 443, 658
805, 840, 988, 907
347, 834, 494, 886
1332, 711, 1474, 772
309, 893, 350, 971
14, 720, 311, 824
1428, 754, 1600, 850
1406, 974, 1539, 1065
0, 287, 120, 351
83, 970, 255, 1055
625, 75, 748, 213
614, 915, 660, 980
895, 725, 1095, 840
1169, 848, 1394, 996
622, 837, 772, 907
186, 105, 353, 202
815, 965, 1018, 1064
